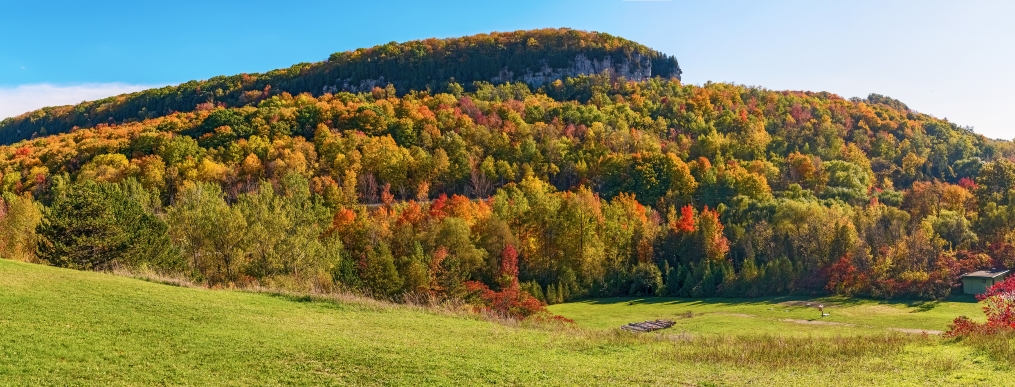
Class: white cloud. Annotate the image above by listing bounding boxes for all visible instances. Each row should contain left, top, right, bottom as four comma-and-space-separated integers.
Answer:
0, 83, 164, 120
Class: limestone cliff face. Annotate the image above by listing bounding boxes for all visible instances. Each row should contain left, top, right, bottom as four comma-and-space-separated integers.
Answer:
491, 53, 654, 86
323, 78, 388, 94
325, 53, 657, 94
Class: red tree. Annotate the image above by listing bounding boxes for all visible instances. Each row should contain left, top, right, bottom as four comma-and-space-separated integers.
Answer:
672, 204, 696, 233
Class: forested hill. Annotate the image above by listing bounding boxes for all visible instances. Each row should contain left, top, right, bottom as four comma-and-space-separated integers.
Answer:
4, 70, 1015, 305
0, 28, 679, 145
3, 28, 1015, 310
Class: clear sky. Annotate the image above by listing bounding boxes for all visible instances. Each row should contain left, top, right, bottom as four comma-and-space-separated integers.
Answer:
1, 0, 1012, 140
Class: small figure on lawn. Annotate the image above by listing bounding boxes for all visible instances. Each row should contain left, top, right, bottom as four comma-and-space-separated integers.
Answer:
819, 304, 830, 317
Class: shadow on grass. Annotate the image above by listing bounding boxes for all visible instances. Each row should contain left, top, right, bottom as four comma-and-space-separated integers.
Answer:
267, 293, 316, 303
583, 296, 816, 308
262, 292, 352, 311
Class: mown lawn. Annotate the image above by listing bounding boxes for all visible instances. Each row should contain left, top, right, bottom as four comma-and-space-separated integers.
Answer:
0, 259, 1010, 386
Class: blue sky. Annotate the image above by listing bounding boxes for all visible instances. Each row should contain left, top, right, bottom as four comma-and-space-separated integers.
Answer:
1, 0, 1012, 139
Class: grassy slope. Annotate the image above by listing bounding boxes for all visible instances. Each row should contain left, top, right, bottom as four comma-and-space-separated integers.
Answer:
0, 259, 1009, 386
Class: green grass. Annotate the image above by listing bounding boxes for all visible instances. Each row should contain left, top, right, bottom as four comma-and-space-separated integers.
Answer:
1, 259, 1011, 386
547, 295, 987, 336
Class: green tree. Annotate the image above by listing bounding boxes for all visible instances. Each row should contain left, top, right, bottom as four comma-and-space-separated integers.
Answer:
102, 179, 180, 272
629, 262, 663, 296
821, 160, 871, 204
929, 210, 977, 250
167, 183, 248, 283
238, 174, 343, 289
36, 182, 126, 270
360, 243, 403, 297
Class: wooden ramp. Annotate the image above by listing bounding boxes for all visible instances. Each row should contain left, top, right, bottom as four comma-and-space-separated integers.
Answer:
620, 319, 675, 333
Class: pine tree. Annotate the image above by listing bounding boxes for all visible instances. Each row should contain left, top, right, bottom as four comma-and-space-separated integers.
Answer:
665, 263, 684, 296
36, 182, 126, 270
546, 283, 559, 305
699, 260, 716, 297
360, 244, 403, 297
525, 281, 546, 303
678, 265, 695, 297
740, 258, 760, 297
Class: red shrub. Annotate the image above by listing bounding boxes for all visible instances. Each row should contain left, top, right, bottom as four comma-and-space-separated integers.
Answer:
465, 244, 572, 323
465, 280, 547, 320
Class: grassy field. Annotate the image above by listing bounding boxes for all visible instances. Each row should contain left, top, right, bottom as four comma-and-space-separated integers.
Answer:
1, 259, 1011, 386
548, 295, 986, 336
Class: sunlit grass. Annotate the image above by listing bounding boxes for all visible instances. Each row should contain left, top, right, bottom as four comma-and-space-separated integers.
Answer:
1, 259, 1010, 386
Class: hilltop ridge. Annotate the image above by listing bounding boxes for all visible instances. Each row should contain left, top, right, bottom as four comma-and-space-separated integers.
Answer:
0, 28, 679, 145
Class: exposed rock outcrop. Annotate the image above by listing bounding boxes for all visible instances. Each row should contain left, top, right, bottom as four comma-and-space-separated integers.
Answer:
492, 54, 654, 86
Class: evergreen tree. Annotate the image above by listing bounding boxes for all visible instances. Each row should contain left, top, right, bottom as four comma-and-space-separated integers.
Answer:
36, 182, 126, 270
629, 262, 664, 296
360, 244, 403, 297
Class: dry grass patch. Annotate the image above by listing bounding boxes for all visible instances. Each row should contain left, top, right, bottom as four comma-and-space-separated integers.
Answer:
667, 333, 923, 369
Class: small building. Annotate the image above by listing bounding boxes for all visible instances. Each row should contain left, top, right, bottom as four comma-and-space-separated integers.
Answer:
961, 270, 1010, 295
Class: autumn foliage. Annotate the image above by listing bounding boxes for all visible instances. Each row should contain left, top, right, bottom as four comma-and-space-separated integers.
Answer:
1, 31, 1014, 319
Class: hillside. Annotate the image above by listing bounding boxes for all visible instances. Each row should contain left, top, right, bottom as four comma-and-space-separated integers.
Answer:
3, 29, 1015, 313
0, 28, 680, 145
0, 259, 1011, 386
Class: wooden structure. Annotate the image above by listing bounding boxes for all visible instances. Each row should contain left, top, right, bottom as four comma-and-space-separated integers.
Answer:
961, 270, 1010, 295
620, 319, 675, 333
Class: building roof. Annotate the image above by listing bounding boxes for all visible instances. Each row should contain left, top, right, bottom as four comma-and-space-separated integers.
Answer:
961, 270, 1010, 279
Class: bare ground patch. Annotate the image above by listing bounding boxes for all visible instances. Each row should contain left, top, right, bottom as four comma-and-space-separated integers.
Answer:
780, 319, 855, 327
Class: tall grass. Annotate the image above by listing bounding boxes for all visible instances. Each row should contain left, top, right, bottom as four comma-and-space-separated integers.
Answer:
957, 330, 1015, 365
113, 264, 493, 319
663, 333, 925, 369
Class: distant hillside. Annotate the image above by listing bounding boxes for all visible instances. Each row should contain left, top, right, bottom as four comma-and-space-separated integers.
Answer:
0, 28, 680, 145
